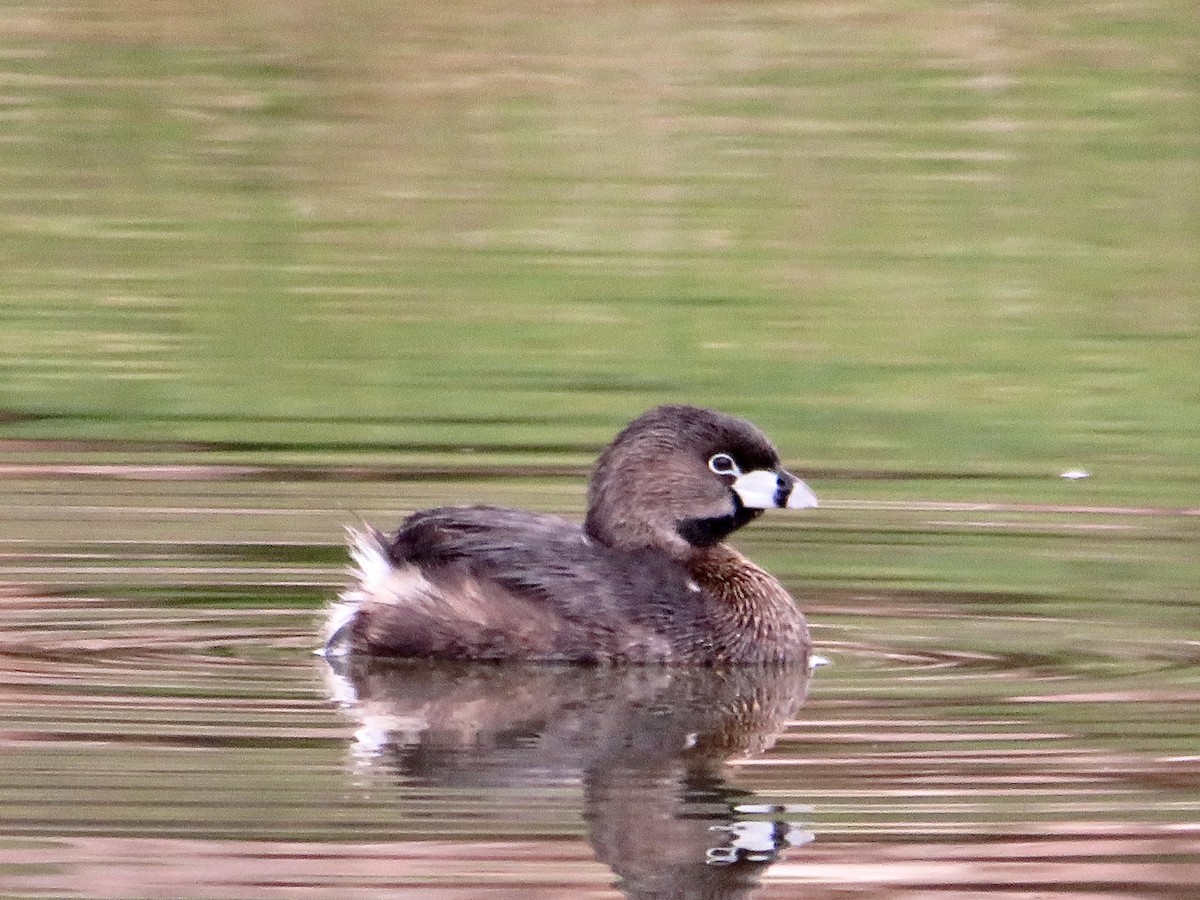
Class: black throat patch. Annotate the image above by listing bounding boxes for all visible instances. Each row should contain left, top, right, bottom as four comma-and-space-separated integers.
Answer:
676, 498, 762, 547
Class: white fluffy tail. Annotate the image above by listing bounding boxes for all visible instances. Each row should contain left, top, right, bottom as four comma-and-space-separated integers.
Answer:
346, 525, 393, 595
319, 525, 392, 657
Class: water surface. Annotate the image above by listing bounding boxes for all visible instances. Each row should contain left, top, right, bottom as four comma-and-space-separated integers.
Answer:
1, 0, 1197, 895
1, 467, 1197, 899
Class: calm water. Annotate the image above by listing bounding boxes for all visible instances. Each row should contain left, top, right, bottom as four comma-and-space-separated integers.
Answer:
2, 0, 1198, 896
1, 467, 1197, 899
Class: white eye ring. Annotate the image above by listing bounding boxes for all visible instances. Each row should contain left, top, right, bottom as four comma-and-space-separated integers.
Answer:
708, 453, 741, 476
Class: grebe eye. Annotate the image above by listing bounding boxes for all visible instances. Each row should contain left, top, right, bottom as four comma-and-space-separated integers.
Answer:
708, 453, 740, 476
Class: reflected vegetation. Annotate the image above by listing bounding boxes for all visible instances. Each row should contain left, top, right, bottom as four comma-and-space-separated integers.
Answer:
325, 659, 813, 899
1, 0, 1198, 896
2, 0, 1197, 505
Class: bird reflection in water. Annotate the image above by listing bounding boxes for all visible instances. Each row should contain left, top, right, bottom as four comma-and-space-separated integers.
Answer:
324, 658, 814, 899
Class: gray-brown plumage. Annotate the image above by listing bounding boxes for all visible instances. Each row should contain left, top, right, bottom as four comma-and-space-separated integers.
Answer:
323, 405, 818, 665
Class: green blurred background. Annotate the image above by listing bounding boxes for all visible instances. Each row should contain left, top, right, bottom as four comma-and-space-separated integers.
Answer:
1, 0, 1196, 505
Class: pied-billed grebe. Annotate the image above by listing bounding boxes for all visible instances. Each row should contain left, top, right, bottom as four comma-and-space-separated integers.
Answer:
323, 405, 818, 665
